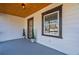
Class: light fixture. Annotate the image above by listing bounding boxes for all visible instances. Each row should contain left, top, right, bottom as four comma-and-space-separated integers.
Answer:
21, 3, 25, 9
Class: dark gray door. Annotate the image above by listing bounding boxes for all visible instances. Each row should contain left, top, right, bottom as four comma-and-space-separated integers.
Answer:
27, 17, 34, 39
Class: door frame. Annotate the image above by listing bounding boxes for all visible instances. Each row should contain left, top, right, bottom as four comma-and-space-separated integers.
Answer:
27, 17, 34, 39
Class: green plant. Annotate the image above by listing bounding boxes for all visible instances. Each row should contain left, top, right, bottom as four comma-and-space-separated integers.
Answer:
32, 28, 36, 39
23, 28, 26, 38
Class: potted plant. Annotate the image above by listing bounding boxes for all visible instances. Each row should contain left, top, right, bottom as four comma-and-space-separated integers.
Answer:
31, 28, 36, 42
22, 28, 26, 39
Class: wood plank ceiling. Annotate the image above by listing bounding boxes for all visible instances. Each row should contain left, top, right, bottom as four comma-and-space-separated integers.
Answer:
0, 3, 51, 18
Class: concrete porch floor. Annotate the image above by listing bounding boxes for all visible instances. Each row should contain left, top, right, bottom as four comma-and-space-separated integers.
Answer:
0, 39, 66, 55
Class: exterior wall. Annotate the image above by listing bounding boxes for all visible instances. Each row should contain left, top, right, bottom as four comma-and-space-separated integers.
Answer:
25, 3, 79, 54
0, 13, 25, 42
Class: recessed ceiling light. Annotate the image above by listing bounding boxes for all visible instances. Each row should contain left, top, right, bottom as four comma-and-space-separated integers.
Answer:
21, 3, 25, 9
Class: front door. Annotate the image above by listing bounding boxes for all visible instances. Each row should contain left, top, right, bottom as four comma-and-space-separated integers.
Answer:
27, 17, 34, 39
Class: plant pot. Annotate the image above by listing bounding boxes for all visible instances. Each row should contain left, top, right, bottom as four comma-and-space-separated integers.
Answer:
31, 39, 35, 42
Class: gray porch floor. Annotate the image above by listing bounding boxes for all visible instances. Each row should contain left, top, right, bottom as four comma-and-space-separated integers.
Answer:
0, 39, 66, 55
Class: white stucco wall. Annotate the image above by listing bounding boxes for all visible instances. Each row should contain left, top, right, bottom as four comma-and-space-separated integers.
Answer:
0, 13, 25, 42
25, 3, 79, 55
